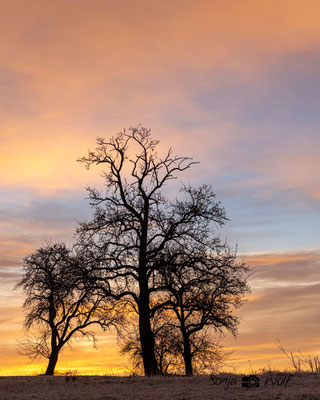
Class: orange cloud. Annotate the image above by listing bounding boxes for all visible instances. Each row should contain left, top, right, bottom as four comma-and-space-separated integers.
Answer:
222, 250, 320, 371
0, 0, 320, 194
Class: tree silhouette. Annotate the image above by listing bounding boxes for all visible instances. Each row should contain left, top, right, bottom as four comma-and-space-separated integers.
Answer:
157, 243, 250, 375
77, 126, 230, 376
16, 242, 118, 375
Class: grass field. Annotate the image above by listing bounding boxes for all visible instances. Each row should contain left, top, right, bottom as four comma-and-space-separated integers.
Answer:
1, 373, 320, 400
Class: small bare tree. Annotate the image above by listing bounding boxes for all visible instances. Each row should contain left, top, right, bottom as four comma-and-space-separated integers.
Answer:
16, 241, 119, 375
157, 243, 250, 375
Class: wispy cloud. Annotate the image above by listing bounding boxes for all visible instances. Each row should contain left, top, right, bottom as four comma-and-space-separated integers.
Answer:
224, 250, 320, 370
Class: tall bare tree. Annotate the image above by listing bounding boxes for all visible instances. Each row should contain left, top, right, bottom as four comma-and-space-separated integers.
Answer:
17, 242, 119, 375
77, 126, 228, 375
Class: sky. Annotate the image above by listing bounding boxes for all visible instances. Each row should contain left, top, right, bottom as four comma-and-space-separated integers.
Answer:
1, 0, 320, 375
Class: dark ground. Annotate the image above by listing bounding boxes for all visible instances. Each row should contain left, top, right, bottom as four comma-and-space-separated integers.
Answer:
0, 372, 319, 399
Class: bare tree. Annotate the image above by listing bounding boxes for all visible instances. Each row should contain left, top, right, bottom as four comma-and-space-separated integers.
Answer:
77, 126, 228, 375
16, 241, 119, 375
157, 243, 250, 375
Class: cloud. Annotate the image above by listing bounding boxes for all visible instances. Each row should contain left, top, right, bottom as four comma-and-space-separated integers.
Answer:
245, 251, 320, 285
0, 188, 94, 290
0, 0, 320, 197
223, 250, 320, 370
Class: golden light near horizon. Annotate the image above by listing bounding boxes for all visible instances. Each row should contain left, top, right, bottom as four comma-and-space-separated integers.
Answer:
1, 0, 320, 377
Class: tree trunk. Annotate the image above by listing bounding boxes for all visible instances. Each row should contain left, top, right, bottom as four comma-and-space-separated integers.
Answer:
46, 300, 59, 375
138, 207, 159, 376
45, 349, 59, 375
182, 332, 193, 376
138, 289, 159, 376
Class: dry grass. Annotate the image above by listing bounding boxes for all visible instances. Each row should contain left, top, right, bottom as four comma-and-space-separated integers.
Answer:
1, 373, 320, 400
277, 340, 320, 373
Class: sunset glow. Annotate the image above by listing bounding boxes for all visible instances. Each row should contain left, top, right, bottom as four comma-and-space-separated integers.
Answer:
1, 0, 320, 376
